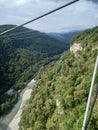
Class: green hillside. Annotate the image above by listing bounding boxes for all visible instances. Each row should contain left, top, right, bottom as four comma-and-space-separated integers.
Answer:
19, 27, 98, 130
0, 25, 69, 116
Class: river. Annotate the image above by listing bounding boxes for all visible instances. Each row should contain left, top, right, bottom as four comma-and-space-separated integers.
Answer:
0, 79, 35, 130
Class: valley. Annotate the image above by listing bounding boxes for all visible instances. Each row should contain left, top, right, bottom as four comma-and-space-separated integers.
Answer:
0, 25, 98, 130
0, 24, 70, 116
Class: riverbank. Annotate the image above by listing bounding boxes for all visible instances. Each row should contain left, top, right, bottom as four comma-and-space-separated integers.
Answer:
7, 79, 35, 130
0, 79, 35, 130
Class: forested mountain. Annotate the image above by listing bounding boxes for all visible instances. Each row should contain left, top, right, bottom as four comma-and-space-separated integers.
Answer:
0, 25, 69, 116
19, 27, 98, 130
48, 30, 82, 43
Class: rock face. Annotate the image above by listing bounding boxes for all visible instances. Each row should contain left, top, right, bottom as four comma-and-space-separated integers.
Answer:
70, 43, 83, 54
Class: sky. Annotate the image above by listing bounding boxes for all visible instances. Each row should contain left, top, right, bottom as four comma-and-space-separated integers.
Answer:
0, 0, 98, 32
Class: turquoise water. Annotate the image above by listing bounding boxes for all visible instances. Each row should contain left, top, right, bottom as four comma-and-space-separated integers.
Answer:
0, 80, 35, 130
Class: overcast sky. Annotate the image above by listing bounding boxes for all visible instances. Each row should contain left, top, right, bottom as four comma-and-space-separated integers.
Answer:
0, 0, 98, 32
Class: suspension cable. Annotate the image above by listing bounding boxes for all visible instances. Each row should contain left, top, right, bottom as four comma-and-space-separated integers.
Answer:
0, 0, 80, 36
85, 83, 98, 129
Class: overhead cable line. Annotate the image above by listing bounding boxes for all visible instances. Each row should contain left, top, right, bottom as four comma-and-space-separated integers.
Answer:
1, 31, 42, 39
0, 0, 80, 36
0, 30, 38, 38
10, 33, 47, 40
0, 31, 51, 41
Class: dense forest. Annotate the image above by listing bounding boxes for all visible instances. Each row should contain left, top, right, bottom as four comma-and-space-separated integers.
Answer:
0, 25, 69, 116
19, 27, 98, 130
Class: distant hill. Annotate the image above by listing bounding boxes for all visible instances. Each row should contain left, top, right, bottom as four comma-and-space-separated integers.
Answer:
0, 25, 69, 116
48, 30, 83, 43
19, 27, 98, 130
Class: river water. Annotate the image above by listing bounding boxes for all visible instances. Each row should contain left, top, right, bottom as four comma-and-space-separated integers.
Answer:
0, 79, 35, 130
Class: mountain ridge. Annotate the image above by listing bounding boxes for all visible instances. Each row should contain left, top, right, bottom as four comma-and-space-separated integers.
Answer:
48, 30, 83, 43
